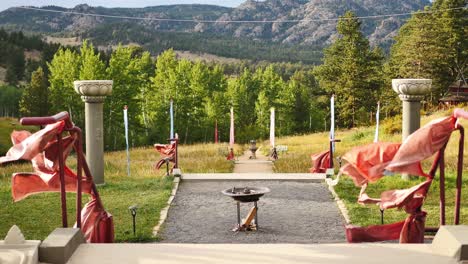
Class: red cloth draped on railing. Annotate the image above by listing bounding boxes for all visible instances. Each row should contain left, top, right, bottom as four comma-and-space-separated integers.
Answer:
154, 142, 176, 170
0, 117, 114, 243
342, 109, 466, 243
310, 150, 330, 173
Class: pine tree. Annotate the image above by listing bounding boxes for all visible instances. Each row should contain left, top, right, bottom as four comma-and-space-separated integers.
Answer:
314, 11, 383, 128
386, 0, 467, 105
19, 67, 48, 117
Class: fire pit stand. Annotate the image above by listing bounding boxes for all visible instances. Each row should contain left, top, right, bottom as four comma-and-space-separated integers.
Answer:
222, 187, 270, 232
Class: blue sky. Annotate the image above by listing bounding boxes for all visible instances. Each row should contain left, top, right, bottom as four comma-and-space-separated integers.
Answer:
0, 1, 246, 11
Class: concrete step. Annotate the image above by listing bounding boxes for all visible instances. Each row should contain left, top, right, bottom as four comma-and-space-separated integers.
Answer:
234, 160, 273, 164
181, 173, 325, 182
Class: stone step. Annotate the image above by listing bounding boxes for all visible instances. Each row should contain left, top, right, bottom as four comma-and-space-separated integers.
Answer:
181, 173, 325, 182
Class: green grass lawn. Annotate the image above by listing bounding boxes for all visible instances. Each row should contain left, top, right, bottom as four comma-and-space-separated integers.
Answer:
0, 140, 236, 242
0, 117, 37, 155
272, 108, 468, 227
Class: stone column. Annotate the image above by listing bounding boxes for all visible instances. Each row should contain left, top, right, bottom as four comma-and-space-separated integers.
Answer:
74, 80, 113, 185
392, 79, 431, 179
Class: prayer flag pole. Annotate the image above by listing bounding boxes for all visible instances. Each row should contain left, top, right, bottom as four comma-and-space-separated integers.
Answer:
374, 101, 380, 143
123, 105, 130, 176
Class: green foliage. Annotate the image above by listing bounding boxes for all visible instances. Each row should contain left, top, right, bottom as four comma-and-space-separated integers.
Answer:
314, 11, 384, 128
0, 117, 37, 155
19, 67, 48, 117
0, 85, 22, 117
47, 48, 83, 126
0, 28, 60, 87
79, 40, 106, 80
5, 47, 25, 85
85, 23, 323, 65
382, 115, 402, 135
105, 45, 154, 149
386, 0, 467, 106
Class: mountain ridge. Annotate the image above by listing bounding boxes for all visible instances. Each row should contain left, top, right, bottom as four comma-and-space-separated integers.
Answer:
0, 0, 431, 59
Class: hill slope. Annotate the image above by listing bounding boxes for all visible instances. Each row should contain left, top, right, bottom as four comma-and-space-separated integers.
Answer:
0, 0, 430, 50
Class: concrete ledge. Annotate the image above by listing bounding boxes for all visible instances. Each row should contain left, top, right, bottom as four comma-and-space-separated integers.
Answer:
67, 243, 452, 264
432, 225, 468, 261
181, 173, 325, 182
39, 228, 85, 264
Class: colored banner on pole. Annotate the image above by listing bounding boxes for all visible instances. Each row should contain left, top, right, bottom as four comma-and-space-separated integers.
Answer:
123, 105, 130, 176
170, 98, 174, 140
270, 107, 275, 148
215, 120, 218, 143
330, 95, 335, 152
229, 107, 234, 147
374, 101, 380, 143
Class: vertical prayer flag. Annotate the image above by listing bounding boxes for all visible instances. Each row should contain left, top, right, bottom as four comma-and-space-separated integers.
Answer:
170, 98, 174, 140
330, 95, 335, 152
374, 101, 381, 143
270, 107, 275, 148
215, 120, 218, 143
229, 107, 234, 147
123, 105, 130, 176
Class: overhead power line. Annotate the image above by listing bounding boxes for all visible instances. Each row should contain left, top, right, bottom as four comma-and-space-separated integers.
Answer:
14, 6, 467, 24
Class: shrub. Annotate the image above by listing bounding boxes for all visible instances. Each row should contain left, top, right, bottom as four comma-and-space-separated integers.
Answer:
382, 115, 402, 135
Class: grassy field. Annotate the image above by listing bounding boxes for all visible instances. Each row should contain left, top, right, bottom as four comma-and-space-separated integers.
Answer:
0, 117, 37, 155
0, 122, 238, 242
272, 107, 468, 227
1, 108, 466, 240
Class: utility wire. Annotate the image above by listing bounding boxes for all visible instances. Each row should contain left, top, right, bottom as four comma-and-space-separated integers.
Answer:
14, 6, 467, 24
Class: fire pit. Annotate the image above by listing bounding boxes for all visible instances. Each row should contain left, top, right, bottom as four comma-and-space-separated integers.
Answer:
222, 186, 270, 231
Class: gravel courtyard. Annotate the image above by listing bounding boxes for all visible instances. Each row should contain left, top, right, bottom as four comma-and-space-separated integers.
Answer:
158, 180, 346, 243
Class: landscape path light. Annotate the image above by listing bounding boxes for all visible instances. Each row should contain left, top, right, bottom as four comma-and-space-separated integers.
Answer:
128, 205, 138, 236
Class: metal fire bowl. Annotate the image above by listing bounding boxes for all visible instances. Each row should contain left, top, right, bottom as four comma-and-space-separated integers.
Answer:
222, 187, 270, 203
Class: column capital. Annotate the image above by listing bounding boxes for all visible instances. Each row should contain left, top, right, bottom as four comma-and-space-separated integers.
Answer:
398, 94, 425, 102
80, 95, 107, 103
74, 80, 113, 101
392, 79, 432, 102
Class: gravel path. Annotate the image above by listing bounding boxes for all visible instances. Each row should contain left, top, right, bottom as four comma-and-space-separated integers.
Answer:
158, 180, 346, 243
233, 150, 274, 173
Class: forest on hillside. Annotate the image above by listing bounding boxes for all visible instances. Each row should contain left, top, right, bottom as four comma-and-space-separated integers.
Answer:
0, 0, 466, 152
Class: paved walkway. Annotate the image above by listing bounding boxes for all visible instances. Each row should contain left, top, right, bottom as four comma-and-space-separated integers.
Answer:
157, 149, 345, 243
158, 180, 346, 243
233, 150, 274, 173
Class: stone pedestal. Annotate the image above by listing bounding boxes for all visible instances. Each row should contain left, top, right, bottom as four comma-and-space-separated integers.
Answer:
74, 80, 113, 185
392, 79, 432, 179
392, 79, 432, 139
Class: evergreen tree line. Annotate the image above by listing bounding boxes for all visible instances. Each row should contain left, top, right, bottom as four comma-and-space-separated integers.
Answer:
15, 0, 467, 150
314, 0, 466, 128
84, 22, 324, 64
35, 42, 327, 150
0, 28, 61, 85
